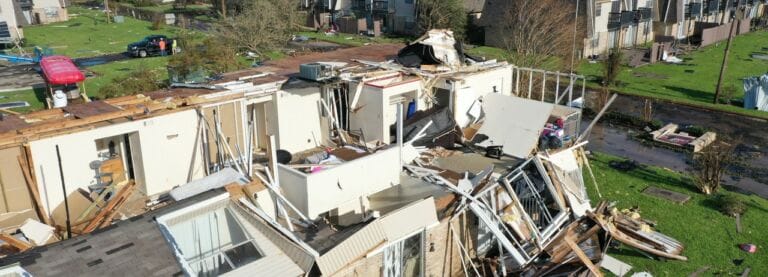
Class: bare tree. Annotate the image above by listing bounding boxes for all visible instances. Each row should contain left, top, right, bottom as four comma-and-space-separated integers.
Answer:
416, 0, 466, 39
692, 142, 737, 195
212, 0, 296, 56
494, 0, 582, 70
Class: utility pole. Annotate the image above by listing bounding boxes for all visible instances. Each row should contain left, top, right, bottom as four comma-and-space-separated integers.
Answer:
714, 6, 742, 104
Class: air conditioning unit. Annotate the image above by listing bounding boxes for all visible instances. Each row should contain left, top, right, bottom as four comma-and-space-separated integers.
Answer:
299, 63, 335, 81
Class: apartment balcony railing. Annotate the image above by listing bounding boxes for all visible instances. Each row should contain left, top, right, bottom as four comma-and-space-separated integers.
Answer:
685, 3, 702, 18
17, 0, 33, 10
351, 0, 389, 13
608, 12, 622, 30
620, 10, 637, 27
636, 8, 652, 22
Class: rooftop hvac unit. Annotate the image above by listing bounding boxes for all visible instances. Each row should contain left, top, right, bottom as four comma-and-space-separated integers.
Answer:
299, 63, 335, 81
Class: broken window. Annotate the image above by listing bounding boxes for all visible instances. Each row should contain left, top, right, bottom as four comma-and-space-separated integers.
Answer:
165, 207, 265, 276
383, 231, 424, 277
501, 157, 567, 242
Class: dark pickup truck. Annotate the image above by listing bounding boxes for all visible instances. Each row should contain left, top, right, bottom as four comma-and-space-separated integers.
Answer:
127, 35, 175, 58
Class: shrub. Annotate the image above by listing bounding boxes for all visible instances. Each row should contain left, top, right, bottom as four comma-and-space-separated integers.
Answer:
151, 16, 164, 31
602, 48, 623, 86
718, 194, 747, 216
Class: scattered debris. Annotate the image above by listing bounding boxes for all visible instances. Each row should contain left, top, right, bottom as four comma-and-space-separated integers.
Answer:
642, 186, 691, 204
609, 159, 640, 171
601, 255, 633, 277
740, 243, 757, 253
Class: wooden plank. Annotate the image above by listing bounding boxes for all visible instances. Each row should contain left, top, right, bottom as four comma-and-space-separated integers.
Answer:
735, 213, 742, 234
17, 155, 52, 226
82, 181, 135, 233
17, 106, 147, 135
63, 101, 122, 119
564, 236, 603, 277
98, 186, 136, 229
0, 233, 32, 251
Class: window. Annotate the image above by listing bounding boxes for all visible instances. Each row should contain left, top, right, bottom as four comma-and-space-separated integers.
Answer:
165, 207, 266, 276
383, 231, 424, 277
596, 3, 602, 16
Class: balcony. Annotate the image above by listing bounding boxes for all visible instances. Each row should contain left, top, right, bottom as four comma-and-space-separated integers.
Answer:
685, 3, 702, 18
636, 8, 652, 22
620, 10, 637, 27
17, 0, 33, 10
704, 0, 719, 15
351, 0, 389, 13
608, 12, 621, 30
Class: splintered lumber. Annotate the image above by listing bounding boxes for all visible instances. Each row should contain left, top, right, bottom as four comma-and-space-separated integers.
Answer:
564, 236, 603, 277
0, 233, 32, 252
82, 181, 136, 233
75, 179, 128, 223
17, 155, 52, 226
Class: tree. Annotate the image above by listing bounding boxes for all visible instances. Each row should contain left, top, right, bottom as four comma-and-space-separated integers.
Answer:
211, 0, 296, 56
416, 0, 467, 39
602, 47, 623, 86
168, 38, 241, 83
99, 66, 164, 99
692, 142, 737, 195
494, 0, 582, 69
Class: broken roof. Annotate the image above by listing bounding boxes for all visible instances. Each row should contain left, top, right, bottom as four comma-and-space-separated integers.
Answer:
0, 190, 228, 276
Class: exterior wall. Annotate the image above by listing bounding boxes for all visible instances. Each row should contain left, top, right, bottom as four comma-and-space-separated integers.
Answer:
349, 77, 421, 143
29, 109, 204, 216
269, 88, 325, 153
0, 0, 23, 41
31, 0, 67, 24
278, 146, 401, 219
435, 65, 513, 128
31, 7, 67, 24
331, 216, 471, 277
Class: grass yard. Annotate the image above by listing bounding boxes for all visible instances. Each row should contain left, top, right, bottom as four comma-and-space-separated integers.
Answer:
587, 152, 768, 276
0, 57, 169, 113
0, 87, 47, 112
578, 31, 768, 119
13, 6, 181, 58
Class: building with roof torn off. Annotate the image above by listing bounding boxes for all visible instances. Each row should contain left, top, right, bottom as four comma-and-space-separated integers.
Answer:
0, 30, 686, 276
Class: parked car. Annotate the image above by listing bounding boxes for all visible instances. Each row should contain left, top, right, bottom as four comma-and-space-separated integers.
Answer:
127, 35, 175, 58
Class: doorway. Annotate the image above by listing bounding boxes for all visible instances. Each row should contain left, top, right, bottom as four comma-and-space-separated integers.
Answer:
93, 132, 143, 191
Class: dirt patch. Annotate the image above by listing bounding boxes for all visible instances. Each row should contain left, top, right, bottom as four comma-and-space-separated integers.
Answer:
632, 72, 669, 79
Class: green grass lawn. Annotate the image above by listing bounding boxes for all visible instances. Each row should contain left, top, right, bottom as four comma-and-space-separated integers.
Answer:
13, 6, 181, 58
578, 31, 768, 119
587, 152, 768, 276
0, 57, 169, 112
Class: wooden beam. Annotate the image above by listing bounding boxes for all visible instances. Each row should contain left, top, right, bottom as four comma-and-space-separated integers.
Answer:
0, 233, 32, 251
17, 155, 52, 226
564, 236, 603, 277
82, 181, 135, 233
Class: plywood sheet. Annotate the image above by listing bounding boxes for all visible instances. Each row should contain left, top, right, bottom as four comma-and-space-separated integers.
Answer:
62, 100, 121, 119
475, 94, 553, 159
0, 147, 33, 213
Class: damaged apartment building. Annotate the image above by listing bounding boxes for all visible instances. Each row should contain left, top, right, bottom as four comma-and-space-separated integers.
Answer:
0, 30, 686, 276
